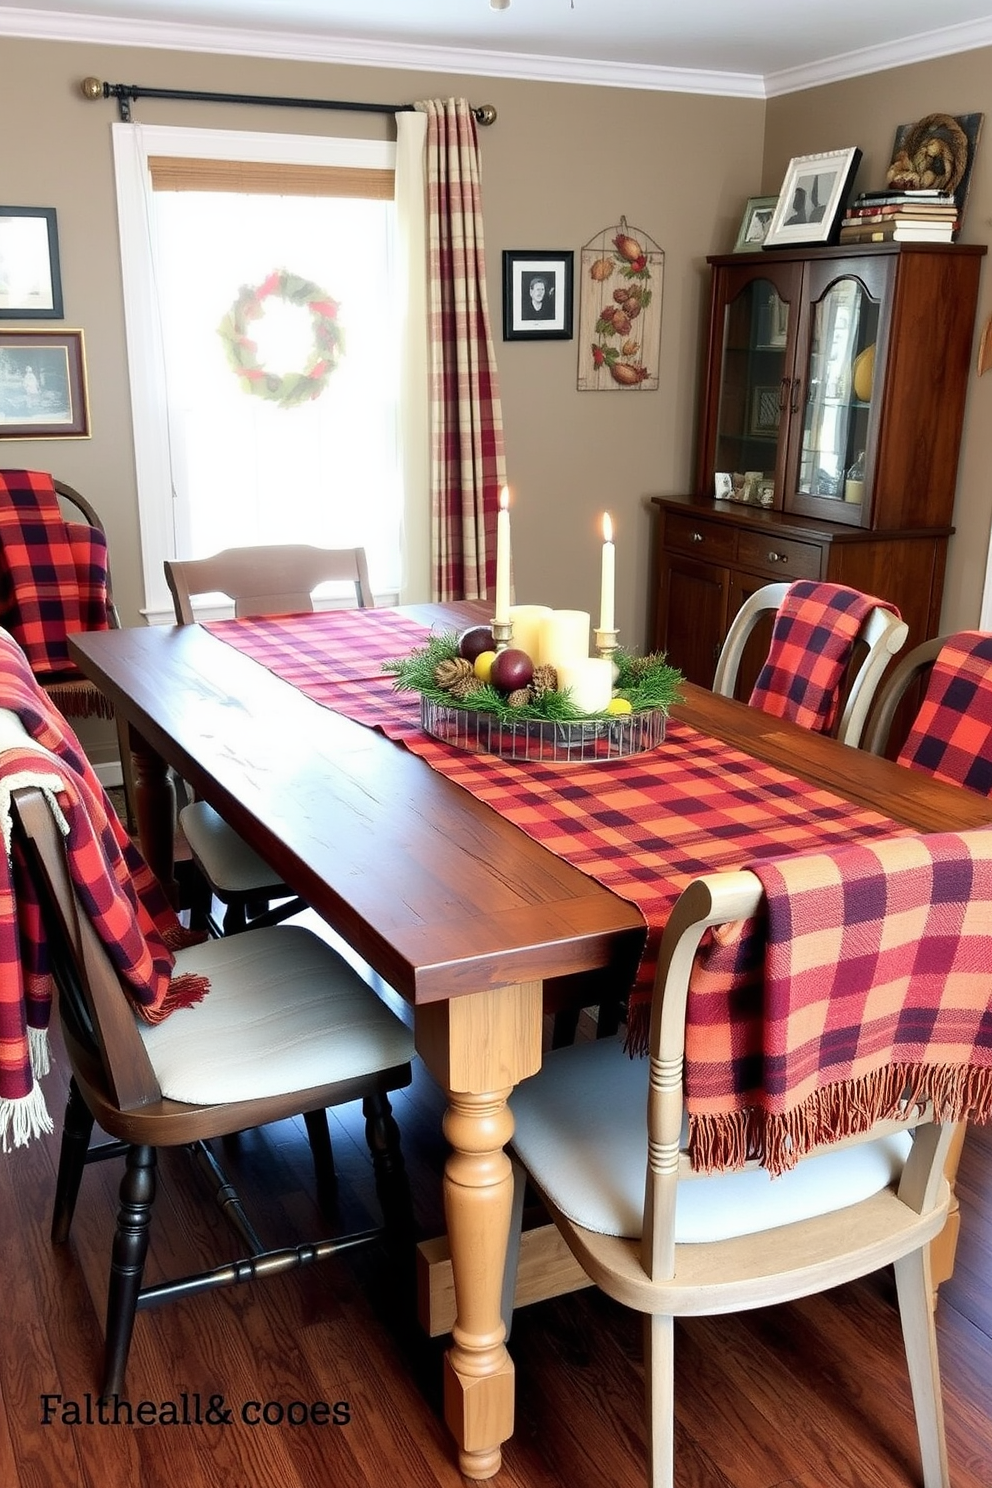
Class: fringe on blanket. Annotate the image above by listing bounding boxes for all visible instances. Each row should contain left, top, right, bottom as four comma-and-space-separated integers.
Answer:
0, 1083, 53, 1152
29, 1024, 50, 1079
41, 680, 114, 720
688, 1061, 992, 1177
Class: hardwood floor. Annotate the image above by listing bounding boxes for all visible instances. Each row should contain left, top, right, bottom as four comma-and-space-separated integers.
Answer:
3, 987, 991, 1488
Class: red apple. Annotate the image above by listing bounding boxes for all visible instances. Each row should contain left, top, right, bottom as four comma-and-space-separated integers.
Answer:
490, 648, 534, 693
458, 625, 496, 662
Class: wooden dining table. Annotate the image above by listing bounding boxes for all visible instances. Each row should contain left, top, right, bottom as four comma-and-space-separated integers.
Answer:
70, 602, 992, 1481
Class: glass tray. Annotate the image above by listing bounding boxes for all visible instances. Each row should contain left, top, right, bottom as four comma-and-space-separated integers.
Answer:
421, 696, 666, 763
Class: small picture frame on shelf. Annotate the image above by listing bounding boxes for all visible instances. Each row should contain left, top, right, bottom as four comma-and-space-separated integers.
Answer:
763, 148, 862, 249
749, 385, 781, 437
502, 250, 574, 341
733, 194, 778, 252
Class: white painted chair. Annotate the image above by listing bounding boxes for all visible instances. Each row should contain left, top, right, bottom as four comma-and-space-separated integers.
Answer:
712, 580, 908, 747
506, 866, 956, 1488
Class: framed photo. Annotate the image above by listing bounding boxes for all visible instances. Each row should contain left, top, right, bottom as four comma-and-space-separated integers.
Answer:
750, 385, 782, 437
733, 194, 778, 252
0, 329, 90, 439
0, 206, 63, 319
502, 250, 573, 341
762, 148, 862, 249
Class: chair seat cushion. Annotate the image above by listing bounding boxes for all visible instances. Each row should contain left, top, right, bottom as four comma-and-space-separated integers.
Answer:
180, 800, 287, 895
509, 1037, 912, 1244
139, 925, 414, 1103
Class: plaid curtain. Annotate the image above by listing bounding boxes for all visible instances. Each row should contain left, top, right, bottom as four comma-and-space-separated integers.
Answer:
417, 98, 506, 602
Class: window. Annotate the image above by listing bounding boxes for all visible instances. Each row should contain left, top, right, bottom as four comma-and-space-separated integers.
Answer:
114, 125, 403, 622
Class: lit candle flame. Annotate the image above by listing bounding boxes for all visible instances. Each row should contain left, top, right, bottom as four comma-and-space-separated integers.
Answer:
500, 485, 510, 511
602, 511, 613, 543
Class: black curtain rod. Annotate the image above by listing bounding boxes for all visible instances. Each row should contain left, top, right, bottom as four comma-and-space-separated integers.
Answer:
80, 77, 497, 127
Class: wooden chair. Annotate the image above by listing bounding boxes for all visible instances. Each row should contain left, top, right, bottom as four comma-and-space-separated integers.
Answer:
862, 634, 947, 759
163, 544, 373, 934
712, 580, 908, 746
10, 776, 414, 1399
507, 863, 966, 1488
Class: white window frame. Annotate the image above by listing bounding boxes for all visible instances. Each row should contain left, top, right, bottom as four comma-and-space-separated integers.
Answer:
113, 122, 397, 624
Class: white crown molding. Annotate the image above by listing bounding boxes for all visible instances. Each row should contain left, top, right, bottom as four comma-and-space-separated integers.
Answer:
765, 14, 992, 97
1, 5, 991, 99
0, 6, 766, 95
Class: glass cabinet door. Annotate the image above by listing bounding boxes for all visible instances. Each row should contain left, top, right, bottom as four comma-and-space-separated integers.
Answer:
712, 277, 790, 503
795, 275, 880, 513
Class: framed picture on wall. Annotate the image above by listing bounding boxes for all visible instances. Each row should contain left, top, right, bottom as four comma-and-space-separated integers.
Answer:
502, 250, 574, 341
0, 206, 64, 319
0, 329, 90, 438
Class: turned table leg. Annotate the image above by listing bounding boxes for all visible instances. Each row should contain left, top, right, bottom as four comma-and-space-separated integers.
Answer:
127, 721, 179, 906
416, 980, 543, 1479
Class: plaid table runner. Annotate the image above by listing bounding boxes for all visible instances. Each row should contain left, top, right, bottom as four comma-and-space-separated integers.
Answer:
206, 610, 912, 1043
749, 580, 899, 735
897, 631, 992, 796
0, 629, 207, 1150
686, 830, 992, 1174
0, 470, 112, 694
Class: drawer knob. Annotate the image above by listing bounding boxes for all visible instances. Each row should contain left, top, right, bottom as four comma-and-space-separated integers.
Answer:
691, 531, 704, 543
767, 551, 790, 563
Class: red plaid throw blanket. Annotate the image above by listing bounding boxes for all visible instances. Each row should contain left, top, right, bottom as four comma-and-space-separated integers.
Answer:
0, 469, 113, 714
205, 609, 911, 1046
685, 831, 992, 1174
748, 580, 899, 735
0, 630, 207, 1150
897, 631, 992, 796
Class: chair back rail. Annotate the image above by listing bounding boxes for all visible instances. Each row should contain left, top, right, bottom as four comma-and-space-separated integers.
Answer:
164, 544, 373, 624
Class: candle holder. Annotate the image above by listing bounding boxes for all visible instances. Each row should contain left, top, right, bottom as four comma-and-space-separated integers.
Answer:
491, 619, 514, 652
595, 627, 620, 659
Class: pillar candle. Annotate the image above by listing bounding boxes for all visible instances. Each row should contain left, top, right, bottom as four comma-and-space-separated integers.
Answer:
494, 486, 511, 625
556, 658, 614, 714
508, 604, 553, 661
600, 512, 615, 632
537, 610, 590, 669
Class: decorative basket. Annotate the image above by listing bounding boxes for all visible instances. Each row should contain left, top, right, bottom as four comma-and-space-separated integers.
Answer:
421, 696, 666, 763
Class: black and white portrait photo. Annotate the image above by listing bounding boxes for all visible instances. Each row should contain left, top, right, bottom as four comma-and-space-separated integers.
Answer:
502, 251, 573, 341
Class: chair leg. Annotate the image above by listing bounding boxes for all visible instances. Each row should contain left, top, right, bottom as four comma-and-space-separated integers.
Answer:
362, 1090, 414, 1245
51, 1078, 95, 1244
893, 1246, 951, 1488
303, 1108, 338, 1217
644, 1312, 676, 1488
221, 900, 249, 935
103, 1144, 157, 1399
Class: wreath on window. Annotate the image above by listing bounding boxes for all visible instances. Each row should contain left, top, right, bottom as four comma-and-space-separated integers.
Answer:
218, 269, 345, 409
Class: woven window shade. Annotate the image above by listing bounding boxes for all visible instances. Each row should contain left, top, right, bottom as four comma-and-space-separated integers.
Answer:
147, 156, 394, 199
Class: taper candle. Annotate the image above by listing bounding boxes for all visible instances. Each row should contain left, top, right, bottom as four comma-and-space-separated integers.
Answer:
495, 486, 511, 625
600, 512, 615, 633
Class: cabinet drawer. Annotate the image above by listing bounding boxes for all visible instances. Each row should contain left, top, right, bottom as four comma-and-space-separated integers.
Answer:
664, 512, 736, 563
736, 530, 822, 581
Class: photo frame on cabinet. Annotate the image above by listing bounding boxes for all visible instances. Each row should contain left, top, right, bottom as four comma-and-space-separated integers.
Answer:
733, 194, 779, 252
502, 250, 574, 341
0, 206, 64, 319
762, 148, 862, 249
0, 329, 90, 439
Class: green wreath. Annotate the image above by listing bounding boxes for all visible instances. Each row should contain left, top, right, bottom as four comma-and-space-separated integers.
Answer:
218, 269, 345, 409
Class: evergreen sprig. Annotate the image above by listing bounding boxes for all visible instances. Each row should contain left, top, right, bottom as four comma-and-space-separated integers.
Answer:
383, 632, 683, 723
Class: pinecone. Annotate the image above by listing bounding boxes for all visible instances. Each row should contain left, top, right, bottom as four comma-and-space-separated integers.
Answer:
507, 687, 532, 708
623, 653, 659, 684
450, 675, 485, 701
530, 664, 559, 698
434, 657, 473, 690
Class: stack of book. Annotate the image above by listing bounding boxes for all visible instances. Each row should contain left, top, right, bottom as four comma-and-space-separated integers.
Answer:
838, 190, 958, 244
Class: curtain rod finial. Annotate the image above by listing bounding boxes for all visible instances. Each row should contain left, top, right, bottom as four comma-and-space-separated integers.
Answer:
475, 103, 498, 126
80, 76, 105, 100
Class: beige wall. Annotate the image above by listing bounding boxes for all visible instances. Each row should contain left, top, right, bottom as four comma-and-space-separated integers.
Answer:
764, 50, 992, 632
3, 33, 989, 772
